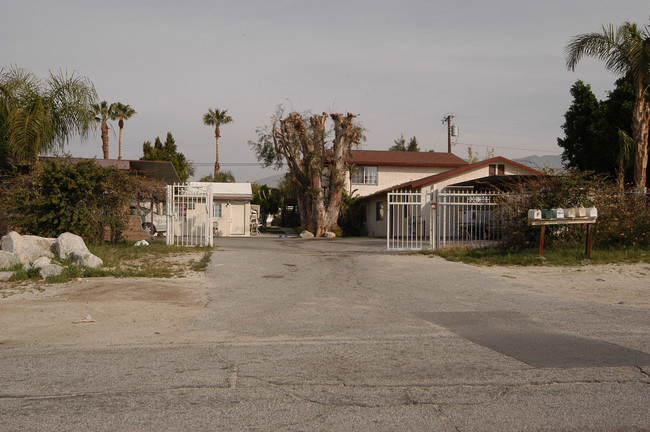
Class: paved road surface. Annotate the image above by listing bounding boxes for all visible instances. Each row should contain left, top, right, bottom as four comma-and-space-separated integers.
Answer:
1, 237, 649, 431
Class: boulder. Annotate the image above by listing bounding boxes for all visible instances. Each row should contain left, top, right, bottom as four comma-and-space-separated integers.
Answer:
0, 271, 12, 282
23, 235, 55, 258
54, 232, 103, 269
323, 231, 337, 238
30, 256, 52, 269
299, 230, 314, 239
70, 251, 103, 269
0, 250, 19, 269
39, 264, 63, 278
1, 231, 42, 264
53, 232, 89, 259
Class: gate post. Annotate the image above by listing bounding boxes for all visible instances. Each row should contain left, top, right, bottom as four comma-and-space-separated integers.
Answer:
166, 184, 173, 246
206, 183, 214, 247
431, 189, 438, 250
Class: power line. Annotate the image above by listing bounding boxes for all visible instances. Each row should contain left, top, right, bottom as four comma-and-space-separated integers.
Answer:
453, 141, 562, 155
191, 162, 266, 167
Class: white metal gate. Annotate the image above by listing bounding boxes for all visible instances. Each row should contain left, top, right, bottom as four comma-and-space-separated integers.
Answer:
436, 188, 503, 249
166, 183, 214, 247
386, 188, 503, 251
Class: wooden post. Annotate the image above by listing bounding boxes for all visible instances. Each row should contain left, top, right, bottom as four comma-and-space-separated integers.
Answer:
585, 223, 593, 259
538, 225, 545, 257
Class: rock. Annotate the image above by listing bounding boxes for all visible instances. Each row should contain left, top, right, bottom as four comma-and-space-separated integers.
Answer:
30, 256, 52, 269
1, 231, 42, 264
299, 230, 314, 239
323, 231, 336, 238
39, 264, 63, 278
53, 232, 89, 259
23, 235, 55, 258
70, 251, 103, 269
0, 250, 19, 269
54, 233, 103, 268
0, 271, 13, 282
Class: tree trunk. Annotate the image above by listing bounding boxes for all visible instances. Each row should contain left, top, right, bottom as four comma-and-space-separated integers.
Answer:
214, 126, 220, 177
101, 120, 109, 159
632, 94, 650, 192
118, 124, 123, 160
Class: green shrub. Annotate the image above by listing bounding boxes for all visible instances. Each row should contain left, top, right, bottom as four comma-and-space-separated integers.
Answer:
498, 171, 649, 249
0, 158, 163, 243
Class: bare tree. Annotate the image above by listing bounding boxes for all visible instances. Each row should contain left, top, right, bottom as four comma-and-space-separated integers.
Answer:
250, 107, 364, 236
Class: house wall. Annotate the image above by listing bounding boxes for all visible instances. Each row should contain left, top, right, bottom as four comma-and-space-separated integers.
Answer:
213, 200, 251, 237
346, 166, 450, 197
361, 197, 390, 237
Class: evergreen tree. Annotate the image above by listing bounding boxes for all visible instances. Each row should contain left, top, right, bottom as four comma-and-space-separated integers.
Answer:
141, 132, 195, 182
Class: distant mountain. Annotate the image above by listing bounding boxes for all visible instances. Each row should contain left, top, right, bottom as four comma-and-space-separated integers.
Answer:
513, 155, 565, 172
254, 173, 284, 187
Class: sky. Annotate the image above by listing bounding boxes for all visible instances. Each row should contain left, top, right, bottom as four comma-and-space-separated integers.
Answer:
2, 0, 648, 182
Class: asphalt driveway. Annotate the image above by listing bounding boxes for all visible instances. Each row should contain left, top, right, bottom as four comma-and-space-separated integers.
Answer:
1, 236, 648, 431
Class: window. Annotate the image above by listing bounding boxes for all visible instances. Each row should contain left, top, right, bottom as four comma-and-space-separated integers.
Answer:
489, 164, 505, 176
213, 203, 222, 218
376, 201, 385, 221
351, 166, 378, 185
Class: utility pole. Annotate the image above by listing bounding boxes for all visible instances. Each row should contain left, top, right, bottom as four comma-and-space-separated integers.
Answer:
442, 114, 455, 153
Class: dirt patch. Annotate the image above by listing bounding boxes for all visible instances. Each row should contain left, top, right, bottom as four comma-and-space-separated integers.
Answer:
0, 275, 211, 347
477, 263, 650, 307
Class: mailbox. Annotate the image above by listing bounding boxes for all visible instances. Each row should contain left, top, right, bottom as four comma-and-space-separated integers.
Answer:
575, 207, 587, 217
586, 207, 598, 218
528, 209, 542, 220
564, 208, 576, 218
542, 209, 554, 219
552, 208, 565, 218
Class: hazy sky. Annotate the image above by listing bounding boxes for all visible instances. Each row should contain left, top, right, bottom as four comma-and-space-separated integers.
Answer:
2, 1, 648, 181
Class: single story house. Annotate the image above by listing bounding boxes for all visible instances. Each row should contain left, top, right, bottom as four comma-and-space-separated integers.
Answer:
178, 182, 254, 237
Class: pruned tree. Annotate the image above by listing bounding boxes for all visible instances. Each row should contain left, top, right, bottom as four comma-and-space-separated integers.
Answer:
249, 107, 364, 236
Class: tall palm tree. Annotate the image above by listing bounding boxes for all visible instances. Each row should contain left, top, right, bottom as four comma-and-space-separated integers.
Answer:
1, 67, 97, 159
110, 102, 136, 160
566, 21, 650, 191
203, 107, 233, 177
91, 101, 114, 159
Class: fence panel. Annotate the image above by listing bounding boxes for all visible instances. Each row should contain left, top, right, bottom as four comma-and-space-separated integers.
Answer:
436, 187, 503, 249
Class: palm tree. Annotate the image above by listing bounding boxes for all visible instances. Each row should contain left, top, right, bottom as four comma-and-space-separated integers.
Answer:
110, 102, 136, 160
203, 107, 233, 177
91, 101, 114, 159
565, 21, 650, 191
1, 67, 97, 159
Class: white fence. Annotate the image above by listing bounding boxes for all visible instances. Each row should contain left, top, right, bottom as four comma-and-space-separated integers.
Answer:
166, 184, 214, 247
435, 188, 503, 249
387, 188, 503, 251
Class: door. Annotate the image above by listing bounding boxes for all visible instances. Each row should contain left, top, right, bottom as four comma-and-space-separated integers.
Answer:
230, 203, 246, 235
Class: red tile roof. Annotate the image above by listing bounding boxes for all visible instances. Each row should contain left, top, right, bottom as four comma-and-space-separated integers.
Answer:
347, 150, 468, 167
